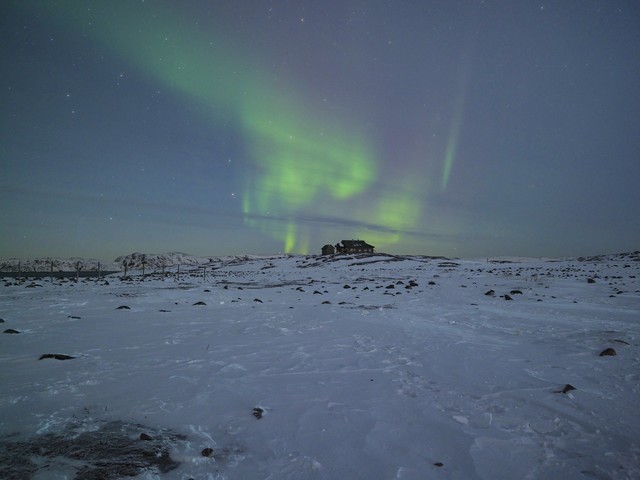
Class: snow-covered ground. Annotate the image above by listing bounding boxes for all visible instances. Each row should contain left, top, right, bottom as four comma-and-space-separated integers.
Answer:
1, 253, 638, 479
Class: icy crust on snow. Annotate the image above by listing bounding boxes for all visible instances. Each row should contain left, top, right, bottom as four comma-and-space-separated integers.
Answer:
1, 254, 639, 479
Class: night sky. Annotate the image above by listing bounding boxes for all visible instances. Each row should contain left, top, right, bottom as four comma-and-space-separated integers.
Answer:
2, 1, 639, 260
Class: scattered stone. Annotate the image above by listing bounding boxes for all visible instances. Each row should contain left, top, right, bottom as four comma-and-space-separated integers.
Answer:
193, 301, 207, 306
428, 281, 436, 286
0, 318, 5, 323
484, 289, 495, 296
203, 289, 211, 293
159, 309, 171, 312
558, 384, 576, 394
510, 289, 523, 295
253, 298, 263, 303
599, 347, 617, 356
504, 294, 513, 301
385, 284, 395, 289
252, 407, 264, 419
139, 433, 153, 441
68, 315, 82, 319
313, 290, 322, 295
434, 462, 444, 467
116, 305, 130, 310
39, 354, 75, 361
322, 300, 331, 304
612, 339, 630, 345
3, 329, 20, 334
201, 447, 214, 457
587, 278, 596, 283
343, 284, 351, 289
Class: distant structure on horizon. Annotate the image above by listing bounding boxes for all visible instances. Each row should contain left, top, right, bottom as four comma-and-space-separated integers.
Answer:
321, 240, 375, 255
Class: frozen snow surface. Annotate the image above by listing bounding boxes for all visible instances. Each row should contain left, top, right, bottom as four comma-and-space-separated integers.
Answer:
1, 253, 639, 479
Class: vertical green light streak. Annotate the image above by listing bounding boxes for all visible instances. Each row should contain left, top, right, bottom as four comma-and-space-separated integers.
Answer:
442, 101, 463, 191
441, 58, 470, 192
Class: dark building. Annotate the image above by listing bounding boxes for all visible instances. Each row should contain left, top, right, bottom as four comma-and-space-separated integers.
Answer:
334, 239, 375, 254
321, 244, 336, 255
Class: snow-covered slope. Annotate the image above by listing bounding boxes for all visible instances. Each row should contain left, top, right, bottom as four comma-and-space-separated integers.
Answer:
1, 254, 638, 479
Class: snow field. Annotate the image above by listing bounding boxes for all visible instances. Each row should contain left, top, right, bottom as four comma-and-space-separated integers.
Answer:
1, 254, 638, 479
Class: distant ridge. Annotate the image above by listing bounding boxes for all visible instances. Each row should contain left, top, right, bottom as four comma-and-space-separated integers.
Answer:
575, 251, 640, 262
2, 250, 637, 274
114, 252, 209, 270
0, 257, 117, 273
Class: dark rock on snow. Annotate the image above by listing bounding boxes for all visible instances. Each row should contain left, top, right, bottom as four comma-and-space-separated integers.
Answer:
599, 347, 617, 356
39, 353, 75, 361
201, 447, 214, 457
558, 384, 576, 394
252, 407, 264, 419
3, 329, 20, 334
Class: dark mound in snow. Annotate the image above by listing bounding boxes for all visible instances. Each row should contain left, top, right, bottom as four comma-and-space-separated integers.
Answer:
0, 420, 185, 480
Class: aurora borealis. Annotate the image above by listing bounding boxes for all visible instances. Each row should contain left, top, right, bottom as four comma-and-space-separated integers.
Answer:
2, 1, 639, 259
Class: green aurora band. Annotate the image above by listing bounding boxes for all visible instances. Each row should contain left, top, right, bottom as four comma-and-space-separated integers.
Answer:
24, 1, 457, 253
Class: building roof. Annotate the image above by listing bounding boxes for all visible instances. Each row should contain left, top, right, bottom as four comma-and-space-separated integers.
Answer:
341, 239, 375, 249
